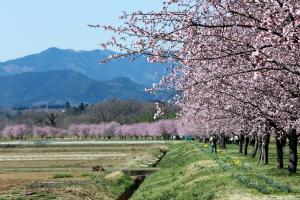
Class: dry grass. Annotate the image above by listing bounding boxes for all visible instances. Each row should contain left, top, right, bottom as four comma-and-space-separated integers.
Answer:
0, 142, 165, 199
104, 171, 124, 181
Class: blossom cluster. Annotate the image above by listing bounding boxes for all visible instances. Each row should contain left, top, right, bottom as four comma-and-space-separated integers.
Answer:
0, 120, 199, 140
98, 0, 299, 138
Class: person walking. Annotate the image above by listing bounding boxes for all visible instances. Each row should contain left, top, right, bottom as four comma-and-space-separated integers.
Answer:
209, 135, 217, 153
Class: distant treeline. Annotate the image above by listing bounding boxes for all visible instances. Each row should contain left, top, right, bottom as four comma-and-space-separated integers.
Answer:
13, 104, 65, 110
0, 99, 179, 129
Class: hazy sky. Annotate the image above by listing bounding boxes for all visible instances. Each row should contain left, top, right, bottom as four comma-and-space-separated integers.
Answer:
0, 0, 164, 61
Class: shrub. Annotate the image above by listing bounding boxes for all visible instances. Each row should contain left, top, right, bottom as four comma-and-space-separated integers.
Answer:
53, 173, 73, 179
233, 175, 269, 194
256, 174, 292, 193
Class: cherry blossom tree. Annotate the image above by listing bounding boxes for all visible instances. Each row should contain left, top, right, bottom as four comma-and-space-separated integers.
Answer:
95, 0, 300, 173
2, 124, 31, 140
157, 120, 178, 139
0, 121, 187, 141
33, 126, 59, 139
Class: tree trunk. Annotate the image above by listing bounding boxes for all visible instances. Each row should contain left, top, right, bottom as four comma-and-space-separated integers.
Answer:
275, 134, 285, 169
259, 133, 270, 164
264, 133, 270, 164
213, 140, 217, 154
252, 136, 258, 158
221, 133, 226, 149
244, 136, 250, 156
239, 134, 244, 154
288, 128, 298, 174
259, 138, 264, 164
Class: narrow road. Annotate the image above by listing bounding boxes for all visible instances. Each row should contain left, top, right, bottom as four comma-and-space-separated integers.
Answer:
0, 140, 166, 146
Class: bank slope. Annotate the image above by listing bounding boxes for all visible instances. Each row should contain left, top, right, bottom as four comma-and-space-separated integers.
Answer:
131, 142, 300, 200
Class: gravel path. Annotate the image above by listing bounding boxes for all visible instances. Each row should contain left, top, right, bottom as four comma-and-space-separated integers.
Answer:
0, 154, 132, 161
0, 140, 166, 146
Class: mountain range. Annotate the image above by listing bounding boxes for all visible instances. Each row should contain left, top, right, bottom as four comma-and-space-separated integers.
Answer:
0, 70, 159, 107
0, 47, 166, 86
0, 48, 169, 107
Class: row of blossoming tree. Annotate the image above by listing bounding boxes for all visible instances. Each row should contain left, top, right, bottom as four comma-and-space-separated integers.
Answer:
93, 0, 300, 173
0, 120, 199, 140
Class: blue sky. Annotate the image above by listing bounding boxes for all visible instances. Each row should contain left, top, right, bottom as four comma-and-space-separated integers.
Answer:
0, 0, 164, 61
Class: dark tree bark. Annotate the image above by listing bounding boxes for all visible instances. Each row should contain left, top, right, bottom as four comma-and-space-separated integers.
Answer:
257, 135, 262, 162
244, 136, 250, 156
250, 137, 255, 146
239, 133, 245, 154
264, 133, 270, 164
259, 133, 270, 165
221, 132, 226, 149
252, 136, 259, 158
275, 134, 285, 169
46, 113, 59, 127
288, 128, 298, 174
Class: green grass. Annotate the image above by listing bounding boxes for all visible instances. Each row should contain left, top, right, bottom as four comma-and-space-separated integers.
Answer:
89, 171, 135, 198
1, 141, 299, 199
131, 141, 300, 200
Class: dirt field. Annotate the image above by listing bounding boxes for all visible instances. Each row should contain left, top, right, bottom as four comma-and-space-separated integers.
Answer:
0, 141, 166, 199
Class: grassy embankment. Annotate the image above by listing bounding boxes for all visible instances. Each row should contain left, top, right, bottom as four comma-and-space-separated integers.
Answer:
1, 141, 299, 199
132, 141, 300, 200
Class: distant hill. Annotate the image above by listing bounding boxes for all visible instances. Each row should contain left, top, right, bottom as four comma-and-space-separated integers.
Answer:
0, 71, 159, 107
0, 47, 167, 86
